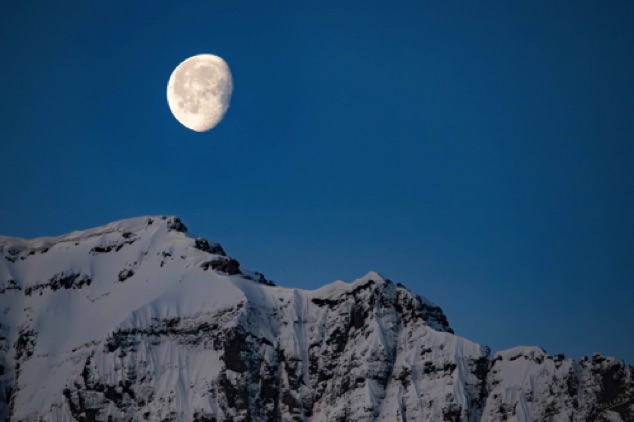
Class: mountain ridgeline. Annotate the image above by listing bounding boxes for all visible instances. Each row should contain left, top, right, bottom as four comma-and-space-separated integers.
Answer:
0, 216, 632, 421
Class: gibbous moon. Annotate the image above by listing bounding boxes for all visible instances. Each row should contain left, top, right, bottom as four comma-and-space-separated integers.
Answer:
167, 54, 233, 132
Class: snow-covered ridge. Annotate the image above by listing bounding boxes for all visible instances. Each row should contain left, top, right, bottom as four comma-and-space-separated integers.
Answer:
0, 216, 167, 251
1, 216, 632, 421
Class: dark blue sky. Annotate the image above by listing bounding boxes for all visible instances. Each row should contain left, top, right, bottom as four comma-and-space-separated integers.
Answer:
1, 1, 633, 363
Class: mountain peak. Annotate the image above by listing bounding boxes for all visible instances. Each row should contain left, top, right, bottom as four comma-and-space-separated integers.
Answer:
0, 215, 184, 252
1, 217, 632, 421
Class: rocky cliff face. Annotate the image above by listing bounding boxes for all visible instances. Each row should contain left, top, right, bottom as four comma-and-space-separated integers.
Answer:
0, 216, 632, 421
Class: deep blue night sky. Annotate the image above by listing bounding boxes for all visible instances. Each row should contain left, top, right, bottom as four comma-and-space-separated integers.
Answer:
1, 1, 633, 363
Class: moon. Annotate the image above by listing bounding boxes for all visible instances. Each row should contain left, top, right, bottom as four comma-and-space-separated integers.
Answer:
167, 54, 233, 132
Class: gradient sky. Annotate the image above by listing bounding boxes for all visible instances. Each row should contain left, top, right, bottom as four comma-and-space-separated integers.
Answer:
1, 1, 633, 363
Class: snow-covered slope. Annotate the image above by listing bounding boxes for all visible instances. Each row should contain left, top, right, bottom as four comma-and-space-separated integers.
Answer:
0, 216, 632, 421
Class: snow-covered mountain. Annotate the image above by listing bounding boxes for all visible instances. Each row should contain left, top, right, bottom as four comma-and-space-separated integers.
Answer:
0, 216, 632, 421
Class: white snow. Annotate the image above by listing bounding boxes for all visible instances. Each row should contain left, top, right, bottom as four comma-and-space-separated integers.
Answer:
0, 216, 630, 421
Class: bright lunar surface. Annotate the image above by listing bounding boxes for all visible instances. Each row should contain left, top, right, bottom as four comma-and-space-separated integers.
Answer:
167, 54, 233, 132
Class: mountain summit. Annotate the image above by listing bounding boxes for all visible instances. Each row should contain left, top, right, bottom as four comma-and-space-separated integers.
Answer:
0, 216, 632, 421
